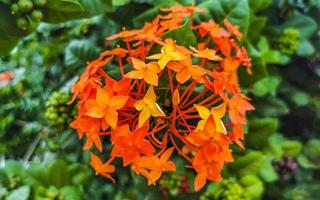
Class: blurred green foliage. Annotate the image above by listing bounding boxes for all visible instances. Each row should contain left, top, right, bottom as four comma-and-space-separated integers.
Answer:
0, 0, 320, 199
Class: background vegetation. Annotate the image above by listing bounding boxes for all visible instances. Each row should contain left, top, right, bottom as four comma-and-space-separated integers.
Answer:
0, 0, 319, 199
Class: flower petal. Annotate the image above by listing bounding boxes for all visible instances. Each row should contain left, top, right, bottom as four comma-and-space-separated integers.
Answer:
138, 108, 150, 128
105, 109, 118, 129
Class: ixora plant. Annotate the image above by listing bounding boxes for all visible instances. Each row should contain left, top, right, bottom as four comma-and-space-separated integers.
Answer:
69, 4, 254, 191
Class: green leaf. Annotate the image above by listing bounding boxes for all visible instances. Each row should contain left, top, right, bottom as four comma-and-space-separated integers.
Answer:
248, 0, 272, 12
247, 118, 278, 149
239, 42, 268, 86
257, 37, 290, 65
0, 3, 33, 56
43, 0, 113, 23
162, 18, 197, 47
248, 14, 267, 42
240, 175, 264, 199
299, 139, 320, 168
79, 0, 114, 16
230, 151, 265, 176
65, 40, 100, 67
60, 186, 81, 200
251, 76, 281, 97
297, 39, 315, 57
3, 160, 24, 174
46, 0, 85, 12
281, 140, 302, 157
48, 160, 71, 188
280, 13, 317, 39
254, 96, 290, 117
196, 0, 250, 35
259, 156, 278, 182
6, 186, 30, 200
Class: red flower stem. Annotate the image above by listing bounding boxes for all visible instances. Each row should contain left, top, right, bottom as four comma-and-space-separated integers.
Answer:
181, 88, 209, 109
177, 108, 192, 132
148, 135, 162, 148
169, 133, 192, 163
100, 131, 111, 135
202, 96, 222, 108
180, 87, 194, 108
118, 57, 125, 76
167, 68, 174, 95
178, 121, 196, 129
180, 81, 196, 100
183, 115, 201, 120
125, 39, 132, 55
106, 156, 116, 164
156, 133, 168, 157
197, 94, 219, 106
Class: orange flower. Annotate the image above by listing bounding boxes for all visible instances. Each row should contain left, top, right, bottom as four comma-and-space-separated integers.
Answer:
90, 152, 115, 183
134, 86, 165, 127
112, 125, 155, 166
194, 104, 227, 134
132, 147, 176, 185
223, 19, 243, 41
228, 94, 255, 125
223, 57, 241, 84
85, 87, 129, 129
167, 56, 207, 84
190, 46, 223, 61
124, 57, 161, 86
198, 20, 230, 38
147, 39, 185, 69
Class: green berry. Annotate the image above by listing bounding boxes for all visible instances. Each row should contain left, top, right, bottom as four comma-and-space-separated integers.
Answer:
31, 10, 43, 22
17, 0, 33, 13
11, 4, 20, 15
33, 0, 47, 7
16, 17, 29, 30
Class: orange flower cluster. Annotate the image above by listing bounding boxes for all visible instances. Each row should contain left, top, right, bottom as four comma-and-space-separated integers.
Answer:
70, 5, 254, 191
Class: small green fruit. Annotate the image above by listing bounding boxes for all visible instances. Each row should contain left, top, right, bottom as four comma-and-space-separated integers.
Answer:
33, 0, 47, 7
16, 17, 29, 30
17, 0, 33, 13
31, 10, 43, 22
11, 4, 20, 15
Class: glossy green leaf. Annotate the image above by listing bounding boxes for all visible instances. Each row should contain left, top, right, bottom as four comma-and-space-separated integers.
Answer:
280, 13, 317, 39
162, 18, 197, 47
297, 39, 316, 57
65, 40, 100, 67
196, 0, 250, 35
259, 156, 278, 182
43, 0, 113, 23
46, 0, 85, 12
240, 175, 264, 199
251, 76, 281, 97
248, 15, 267, 43
48, 160, 71, 188
60, 186, 82, 200
254, 96, 290, 117
239, 42, 268, 86
6, 186, 30, 200
230, 151, 265, 176
0, 3, 33, 56
247, 118, 279, 149
248, 0, 272, 12
281, 140, 302, 157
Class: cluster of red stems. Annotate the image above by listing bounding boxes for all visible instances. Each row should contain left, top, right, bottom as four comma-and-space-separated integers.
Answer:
69, 5, 254, 191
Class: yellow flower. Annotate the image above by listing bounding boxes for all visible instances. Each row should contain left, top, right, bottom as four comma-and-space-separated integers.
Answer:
194, 104, 227, 134
147, 39, 185, 69
134, 86, 165, 127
